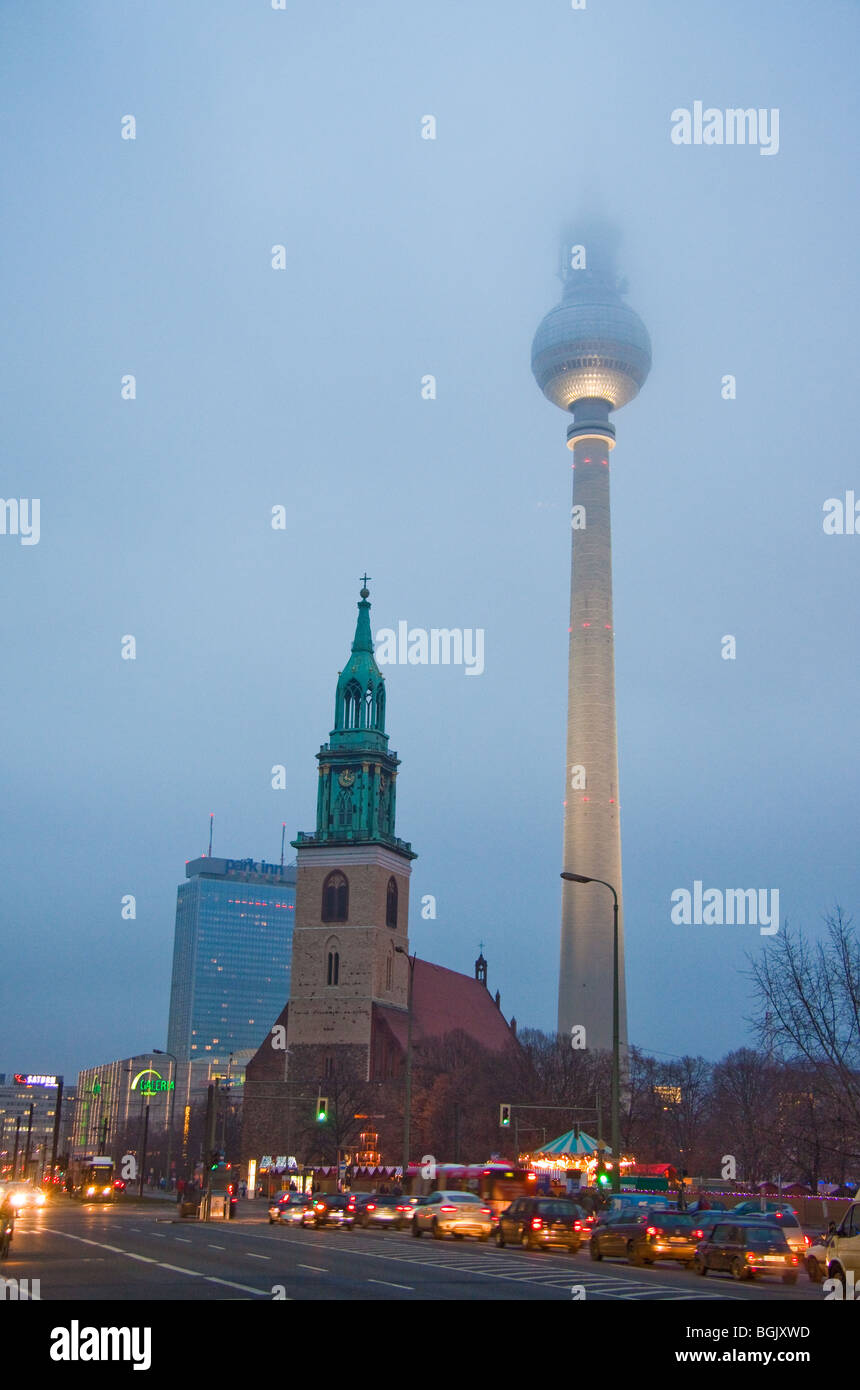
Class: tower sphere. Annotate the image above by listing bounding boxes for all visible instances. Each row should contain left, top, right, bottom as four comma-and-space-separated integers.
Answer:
531, 269, 651, 413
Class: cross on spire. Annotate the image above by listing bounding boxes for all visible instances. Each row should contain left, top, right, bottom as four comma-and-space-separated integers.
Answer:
360, 573, 372, 589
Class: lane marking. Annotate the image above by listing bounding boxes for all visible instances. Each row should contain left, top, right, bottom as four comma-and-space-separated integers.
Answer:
208, 1245, 226, 1251
245, 1253, 270, 1260
39, 1228, 280, 1298
298, 1264, 328, 1272
175, 1238, 192, 1243
367, 1278, 414, 1291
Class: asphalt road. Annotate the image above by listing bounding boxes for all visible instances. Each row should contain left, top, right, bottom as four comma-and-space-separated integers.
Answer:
3, 1202, 825, 1302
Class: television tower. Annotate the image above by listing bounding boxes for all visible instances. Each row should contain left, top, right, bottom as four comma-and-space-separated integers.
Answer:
531, 231, 651, 1051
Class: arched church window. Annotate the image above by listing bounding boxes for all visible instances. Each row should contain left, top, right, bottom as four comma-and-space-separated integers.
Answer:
364, 685, 373, 728
343, 680, 362, 729
322, 871, 348, 922
386, 876, 398, 928
326, 950, 340, 986
335, 792, 353, 829
375, 686, 385, 728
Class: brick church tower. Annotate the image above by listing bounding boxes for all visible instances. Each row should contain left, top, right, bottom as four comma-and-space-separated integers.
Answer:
286, 582, 417, 1082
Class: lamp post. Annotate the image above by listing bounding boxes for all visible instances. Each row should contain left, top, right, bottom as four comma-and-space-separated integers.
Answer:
561, 872, 621, 1193
153, 1050, 177, 1190
395, 947, 416, 1180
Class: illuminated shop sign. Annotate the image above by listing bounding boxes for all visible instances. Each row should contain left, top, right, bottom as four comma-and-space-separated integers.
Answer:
13, 1073, 58, 1087
130, 1068, 175, 1095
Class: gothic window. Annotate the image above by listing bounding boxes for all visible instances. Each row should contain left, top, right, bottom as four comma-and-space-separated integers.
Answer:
386, 876, 398, 928
335, 791, 353, 829
385, 949, 393, 992
326, 951, 340, 986
375, 685, 385, 728
322, 871, 348, 922
343, 680, 362, 729
364, 685, 373, 728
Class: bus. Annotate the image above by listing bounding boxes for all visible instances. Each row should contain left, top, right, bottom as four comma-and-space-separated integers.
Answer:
427, 1164, 538, 1220
68, 1155, 116, 1201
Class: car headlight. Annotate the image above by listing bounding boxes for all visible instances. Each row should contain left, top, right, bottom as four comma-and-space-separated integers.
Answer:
86, 1186, 96, 1195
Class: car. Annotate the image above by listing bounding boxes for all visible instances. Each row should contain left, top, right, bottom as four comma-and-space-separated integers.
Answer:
495, 1197, 585, 1252
590, 1206, 692, 1266
0, 1181, 47, 1212
411, 1190, 493, 1241
693, 1220, 799, 1283
742, 1209, 808, 1258
353, 1193, 411, 1230
731, 1199, 799, 1218
690, 1212, 731, 1243
268, 1191, 313, 1225
822, 1200, 860, 1296
805, 1235, 829, 1283
302, 1193, 356, 1229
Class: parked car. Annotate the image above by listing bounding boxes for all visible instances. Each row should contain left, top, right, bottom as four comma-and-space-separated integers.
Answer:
269, 1191, 313, 1225
495, 1197, 585, 1252
353, 1193, 411, 1230
411, 1190, 493, 1240
302, 1193, 357, 1229
590, 1206, 691, 1265
693, 1220, 799, 1282
691, 1211, 731, 1243
822, 1201, 860, 1295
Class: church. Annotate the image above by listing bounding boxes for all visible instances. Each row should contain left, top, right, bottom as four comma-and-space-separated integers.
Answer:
240, 583, 517, 1173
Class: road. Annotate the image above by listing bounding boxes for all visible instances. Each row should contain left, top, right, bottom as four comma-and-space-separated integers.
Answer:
4, 1202, 825, 1302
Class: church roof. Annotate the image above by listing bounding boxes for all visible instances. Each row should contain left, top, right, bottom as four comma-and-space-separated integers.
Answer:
374, 959, 517, 1055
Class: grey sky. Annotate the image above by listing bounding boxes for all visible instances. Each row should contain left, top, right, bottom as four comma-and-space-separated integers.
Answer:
2, 0, 859, 1079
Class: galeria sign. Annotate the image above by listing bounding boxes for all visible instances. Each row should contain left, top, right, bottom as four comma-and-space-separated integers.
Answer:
130, 1068, 175, 1094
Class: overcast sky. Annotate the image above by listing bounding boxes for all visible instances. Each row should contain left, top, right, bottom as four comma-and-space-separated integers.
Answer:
2, 0, 859, 1081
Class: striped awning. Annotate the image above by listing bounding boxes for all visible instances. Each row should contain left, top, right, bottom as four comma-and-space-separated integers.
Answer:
531, 1130, 611, 1158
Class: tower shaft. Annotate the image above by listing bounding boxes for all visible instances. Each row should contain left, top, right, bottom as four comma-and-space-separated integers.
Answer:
559, 436, 628, 1050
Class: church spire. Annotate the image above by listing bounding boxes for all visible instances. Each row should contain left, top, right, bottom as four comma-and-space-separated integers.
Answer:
333, 580, 386, 741
294, 580, 415, 858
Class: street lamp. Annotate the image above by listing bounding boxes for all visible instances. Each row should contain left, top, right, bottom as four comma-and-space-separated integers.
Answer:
395, 947, 416, 1180
153, 1050, 177, 1190
560, 871, 621, 1193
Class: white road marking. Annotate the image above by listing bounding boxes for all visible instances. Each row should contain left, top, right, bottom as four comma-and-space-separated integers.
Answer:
245, 1252, 270, 1259
175, 1238, 192, 1243
298, 1264, 328, 1272
367, 1278, 414, 1291
39, 1228, 280, 1297
208, 1244, 226, 1251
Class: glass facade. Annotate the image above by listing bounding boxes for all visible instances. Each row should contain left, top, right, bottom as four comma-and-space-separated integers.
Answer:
166, 858, 296, 1066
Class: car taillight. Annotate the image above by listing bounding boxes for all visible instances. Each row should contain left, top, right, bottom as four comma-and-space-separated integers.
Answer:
790, 1255, 798, 1265
366, 1203, 376, 1211
803, 1235, 811, 1247
481, 1208, 492, 1216
745, 1251, 756, 1260
646, 1226, 661, 1236
573, 1221, 582, 1231
396, 1204, 409, 1212
439, 1205, 457, 1213
693, 1229, 703, 1239
531, 1218, 543, 1229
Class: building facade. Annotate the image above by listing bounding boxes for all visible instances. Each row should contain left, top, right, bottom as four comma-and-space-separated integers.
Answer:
166, 856, 296, 1066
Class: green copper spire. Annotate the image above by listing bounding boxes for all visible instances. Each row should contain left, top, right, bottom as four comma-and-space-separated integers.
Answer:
292, 580, 415, 858
333, 581, 386, 744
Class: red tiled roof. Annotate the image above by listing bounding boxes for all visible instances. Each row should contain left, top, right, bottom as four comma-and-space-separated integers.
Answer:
374, 959, 516, 1054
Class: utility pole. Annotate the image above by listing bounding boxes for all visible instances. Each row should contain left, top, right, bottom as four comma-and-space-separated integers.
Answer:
50, 1077, 64, 1178
23, 1104, 34, 1180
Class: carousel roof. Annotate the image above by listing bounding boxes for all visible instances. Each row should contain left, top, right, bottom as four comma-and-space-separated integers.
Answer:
531, 1129, 610, 1158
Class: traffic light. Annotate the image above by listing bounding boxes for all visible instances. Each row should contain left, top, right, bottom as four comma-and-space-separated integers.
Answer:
499, 1103, 511, 1128
316, 1097, 328, 1123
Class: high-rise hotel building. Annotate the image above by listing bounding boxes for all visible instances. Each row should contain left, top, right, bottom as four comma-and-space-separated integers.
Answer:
166, 856, 296, 1066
